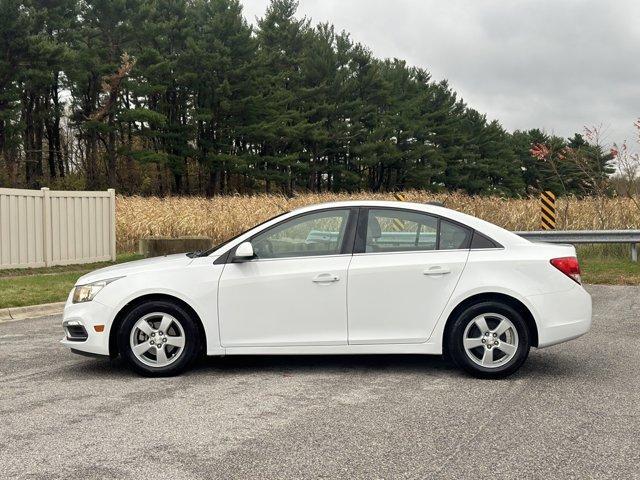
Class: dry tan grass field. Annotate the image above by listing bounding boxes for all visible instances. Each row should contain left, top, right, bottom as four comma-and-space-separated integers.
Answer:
116, 192, 640, 252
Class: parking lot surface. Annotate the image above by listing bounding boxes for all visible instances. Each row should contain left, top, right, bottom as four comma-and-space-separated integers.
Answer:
1, 285, 639, 479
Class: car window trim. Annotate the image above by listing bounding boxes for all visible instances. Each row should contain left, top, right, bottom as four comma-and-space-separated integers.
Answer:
214, 205, 503, 264
230, 253, 353, 263
352, 248, 470, 257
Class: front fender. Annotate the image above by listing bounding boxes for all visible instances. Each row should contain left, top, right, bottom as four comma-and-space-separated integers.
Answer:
93, 264, 224, 355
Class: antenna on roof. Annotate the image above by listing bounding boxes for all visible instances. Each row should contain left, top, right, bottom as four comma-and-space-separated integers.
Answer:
426, 201, 444, 207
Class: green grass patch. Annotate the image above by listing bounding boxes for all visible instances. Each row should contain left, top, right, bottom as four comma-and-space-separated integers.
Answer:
0, 272, 84, 308
0, 253, 143, 309
575, 243, 633, 260
579, 256, 640, 285
574, 244, 640, 284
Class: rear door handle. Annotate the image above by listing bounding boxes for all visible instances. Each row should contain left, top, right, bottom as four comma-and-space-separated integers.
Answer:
312, 273, 340, 283
423, 266, 451, 276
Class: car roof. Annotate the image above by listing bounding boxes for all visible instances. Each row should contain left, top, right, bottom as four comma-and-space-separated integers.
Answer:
289, 200, 528, 247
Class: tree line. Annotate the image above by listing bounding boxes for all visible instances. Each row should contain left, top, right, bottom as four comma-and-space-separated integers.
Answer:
0, 0, 615, 196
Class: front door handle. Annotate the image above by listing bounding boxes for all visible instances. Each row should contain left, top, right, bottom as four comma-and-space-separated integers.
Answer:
423, 266, 451, 276
312, 273, 340, 283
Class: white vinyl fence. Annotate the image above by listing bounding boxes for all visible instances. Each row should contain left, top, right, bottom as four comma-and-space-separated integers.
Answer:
0, 187, 116, 269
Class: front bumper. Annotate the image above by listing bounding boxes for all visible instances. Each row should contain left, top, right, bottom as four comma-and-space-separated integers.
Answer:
528, 284, 592, 348
60, 299, 114, 356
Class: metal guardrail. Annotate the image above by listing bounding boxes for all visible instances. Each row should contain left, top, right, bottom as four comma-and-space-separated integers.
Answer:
515, 230, 640, 262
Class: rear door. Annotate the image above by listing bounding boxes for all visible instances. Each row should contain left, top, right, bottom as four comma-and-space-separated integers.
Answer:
347, 208, 470, 344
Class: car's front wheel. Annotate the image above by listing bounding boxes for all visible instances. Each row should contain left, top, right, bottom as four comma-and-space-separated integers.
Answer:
118, 300, 200, 376
446, 301, 530, 379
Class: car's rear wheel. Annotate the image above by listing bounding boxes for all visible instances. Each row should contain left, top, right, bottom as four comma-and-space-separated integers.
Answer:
118, 300, 200, 377
446, 301, 530, 379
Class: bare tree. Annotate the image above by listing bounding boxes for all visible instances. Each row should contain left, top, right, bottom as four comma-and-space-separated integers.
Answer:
611, 119, 640, 212
530, 124, 616, 228
90, 53, 136, 187
530, 142, 571, 227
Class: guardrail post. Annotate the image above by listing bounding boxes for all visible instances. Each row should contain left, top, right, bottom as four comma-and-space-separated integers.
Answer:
41, 187, 51, 267
631, 243, 638, 262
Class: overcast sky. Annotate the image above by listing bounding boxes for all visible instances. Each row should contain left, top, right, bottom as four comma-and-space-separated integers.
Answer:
241, 0, 640, 148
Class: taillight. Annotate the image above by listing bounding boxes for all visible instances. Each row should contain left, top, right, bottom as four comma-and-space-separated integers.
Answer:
550, 257, 581, 284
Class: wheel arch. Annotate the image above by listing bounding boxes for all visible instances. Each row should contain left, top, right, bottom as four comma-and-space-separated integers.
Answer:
442, 292, 539, 349
108, 293, 207, 357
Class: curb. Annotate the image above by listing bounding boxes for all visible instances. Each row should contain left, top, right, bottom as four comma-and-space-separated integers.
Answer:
0, 302, 65, 323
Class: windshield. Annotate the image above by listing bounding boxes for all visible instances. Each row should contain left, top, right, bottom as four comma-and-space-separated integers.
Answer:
196, 211, 290, 257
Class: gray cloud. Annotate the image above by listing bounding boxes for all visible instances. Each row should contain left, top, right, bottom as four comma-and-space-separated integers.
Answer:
241, 0, 640, 147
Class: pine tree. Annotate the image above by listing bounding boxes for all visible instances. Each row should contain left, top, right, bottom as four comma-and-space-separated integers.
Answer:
0, 0, 615, 197
252, 0, 311, 194
183, 0, 255, 194
0, 0, 31, 185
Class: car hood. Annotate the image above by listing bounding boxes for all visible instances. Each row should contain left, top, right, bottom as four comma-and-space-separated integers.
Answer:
75, 254, 193, 285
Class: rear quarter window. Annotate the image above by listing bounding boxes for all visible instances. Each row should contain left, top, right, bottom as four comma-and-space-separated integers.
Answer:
438, 220, 472, 250
470, 231, 501, 249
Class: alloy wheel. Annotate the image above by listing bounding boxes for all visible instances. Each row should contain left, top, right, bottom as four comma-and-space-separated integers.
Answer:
129, 312, 186, 368
462, 313, 519, 368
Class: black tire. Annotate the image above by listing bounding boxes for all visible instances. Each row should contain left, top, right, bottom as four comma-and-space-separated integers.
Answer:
446, 301, 530, 379
118, 300, 201, 377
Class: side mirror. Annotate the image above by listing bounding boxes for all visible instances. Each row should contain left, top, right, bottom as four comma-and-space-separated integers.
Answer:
234, 241, 254, 261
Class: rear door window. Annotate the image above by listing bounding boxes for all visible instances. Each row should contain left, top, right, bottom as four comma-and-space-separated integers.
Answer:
362, 209, 474, 253
365, 209, 438, 253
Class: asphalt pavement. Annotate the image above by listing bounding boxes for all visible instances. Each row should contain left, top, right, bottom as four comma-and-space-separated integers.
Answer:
1, 285, 639, 479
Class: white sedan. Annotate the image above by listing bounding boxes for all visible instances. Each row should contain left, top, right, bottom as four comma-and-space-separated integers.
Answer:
61, 201, 591, 378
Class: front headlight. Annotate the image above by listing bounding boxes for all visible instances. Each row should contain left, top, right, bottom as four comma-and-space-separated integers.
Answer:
72, 277, 122, 303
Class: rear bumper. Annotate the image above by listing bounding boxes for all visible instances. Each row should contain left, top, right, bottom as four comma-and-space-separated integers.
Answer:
60, 300, 114, 356
527, 285, 592, 348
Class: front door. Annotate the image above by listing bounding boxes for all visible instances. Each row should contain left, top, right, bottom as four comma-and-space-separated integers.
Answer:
218, 208, 356, 347
348, 208, 470, 344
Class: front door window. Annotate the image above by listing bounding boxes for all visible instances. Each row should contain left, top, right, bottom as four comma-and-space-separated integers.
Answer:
251, 210, 350, 259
